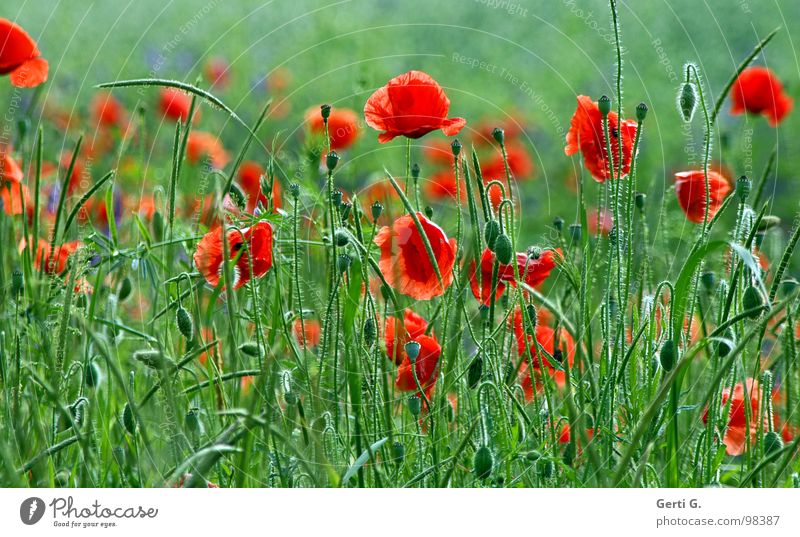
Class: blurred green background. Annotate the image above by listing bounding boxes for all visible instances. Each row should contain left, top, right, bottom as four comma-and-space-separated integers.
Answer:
4, 0, 800, 256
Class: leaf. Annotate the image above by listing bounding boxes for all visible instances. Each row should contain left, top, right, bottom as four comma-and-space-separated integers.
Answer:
341, 437, 388, 485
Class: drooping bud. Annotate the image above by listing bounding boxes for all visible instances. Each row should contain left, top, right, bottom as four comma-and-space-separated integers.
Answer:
238, 341, 262, 357
467, 355, 483, 389
635, 192, 646, 212
742, 285, 764, 317
636, 102, 648, 122
133, 349, 173, 370
424, 206, 433, 219
391, 441, 405, 463
598, 95, 611, 116
764, 431, 784, 456
117, 276, 132, 301
84, 360, 102, 389
757, 215, 781, 232
326, 150, 339, 171
185, 408, 202, 434
679, 82, 697, 122
363, 318, 376, 347
473, 445, 494, 479
660, 339, 676, 371
122, 403, 136, 435
494, 233, 513, 265
736, 175, 751, 202
176, 305, 194, 341
701, 271, 716, 292
484, 219, 501, 250
525, 303, 537, 332
451, 138, 462, 156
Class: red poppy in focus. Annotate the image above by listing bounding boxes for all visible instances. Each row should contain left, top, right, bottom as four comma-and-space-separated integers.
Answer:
305, 106, 361, 150
468, 248, 506, 306
423, 170, 465, 202
91, 91, 128, 129
187, 132, 230, 169
293, 318, 321, 349
731, 66, 793, 127
498, 249, 558, 290
384, 309, 430, 365
193, 221, 274, 290
395, 334, 441, 393
674, 170, 731, 224
159, 87, 199, 123
364, 70, 466, 143
480, 142, 535, 181
237, 160, 282, 213
375, 212, 457, 300
0, 18, 48, 88
21, 238, 81, 274
565, 95, 637, 182
204, 56, 230, 89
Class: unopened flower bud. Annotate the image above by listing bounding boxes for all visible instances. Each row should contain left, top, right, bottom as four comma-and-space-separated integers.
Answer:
679, 82, 697, 122
337, 253, 351, 273
742, 285, 764, 317
736, 175, 751, 202
484, 219, 501, 249
363, 318, 376, 347
493, 233, 513, 265
660, 339, 676, 371
473, 445, 493, 479
635, 192, 646, 211
176, 305, 194, 340
553, 216, 564, 232
424, 206, 433, 219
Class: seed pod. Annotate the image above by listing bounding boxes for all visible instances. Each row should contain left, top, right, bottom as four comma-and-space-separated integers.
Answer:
634, 192, 646, 211
484, 219, 501, 250
122, 403, 136, 434
473, 445, 493, 480
238, 341, 262, 357
84, 360, 102, 389
552, 216, 564, 232
742, 286, 764, 318
598, 95, 612, 116
118, 276, 132, 301
491, 127, 505, 145
405, 341, 421, 362
331, 188, 343, 207
467, 355, 483, 388
326, 151, 340, 171
185, 408, 202, 434
320, 104, 332, 120
660, 339, 676, 371
176, 305, 194, 341
11, 269, 23, 295
339, 201, 352, 221
289, 183, 300, 199
411, 163, 420, 180
408, 395, 421, 417
494, 233, 513, 265
371, 202, 383, 221
451, 138, 462, 156
334, 229, 349, 247
764, 431, 783, 456
391, 441, 405, 463
636, 102, 648, 122
569, 223, 582, 242
736, 175, 751, 202
679, 82, 697, 122
363, 318, 377, 347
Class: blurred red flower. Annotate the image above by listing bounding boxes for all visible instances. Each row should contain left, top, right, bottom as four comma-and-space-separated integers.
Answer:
731, 66, 793, 127
237, 160, 282, 213
480, 142, 535, 181
159, 87, 198, 123
293, 318, 321, 349
423, 170, 465, 202
91, 91, 128, 129
305, 106, 361, 150
187, 132, 230, 169
193, 221, 273, 290
512, 310, 575, 397
364, 70, 466, 143
21, 238, 81, 274
0, 18, 48, 87
674, 170, 731, 224
204, 56, 230, 89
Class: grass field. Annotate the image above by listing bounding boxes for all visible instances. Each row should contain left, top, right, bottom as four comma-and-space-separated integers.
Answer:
1, 0, 800, 488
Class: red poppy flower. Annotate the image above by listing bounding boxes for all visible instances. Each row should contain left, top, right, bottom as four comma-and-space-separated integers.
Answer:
395, 334, 441, 393
267, 67, 291, 92
0, 18, 48, 88
384, 309, 429, 365
204, 56, 230, 89
159, 87, 198, 123
305, 106, 361, 150
91, 91, 127, 129
468, 248, 506, 306
565, 95, 637, 182
480, 142, 535, 181
21, 238, 81, 274
293, 318, 321, 349
364, 70, 466, 143
731, 66, 793, 127
0, 180, 29, 216
423, 170, 465, 202
1, 150, 23, 183
187, 132, 230, 169
512, 310, 575, 398
193, 221, 274, 290
374, 212, 457, 300
674, 170, 731, 224
498, 249, 558, 290
557, 422, 595, 444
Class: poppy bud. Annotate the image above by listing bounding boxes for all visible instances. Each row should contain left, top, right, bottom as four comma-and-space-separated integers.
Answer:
635, 192, 646, 211
133, 349, 173, 370
380, 284, 392, 302
742, 285, 763, 317
736, 175, 751, 202
764, 431, 783, 456
238, 341, 262, 357
408, 395, 421, 417
679, 82, 697, 122
494, 233, 513, 265
290, 183, 300, 199
337, 253, 351, 273
717, 329, 733, 357
11, 269, 23, 295
122, 403, 136, 434
118, 276, 132, 301
285, 389, 298, 406
340, 201, 352, 221
491, 127, 505, 145
424, 206, 433, 219
320, 103, 331, 120
569, 223, 582, 243
467, 355, 483, 389
537, 458, 554, 478
411, 162, 420, 179
451, 139, 462, 156
636, 102, 648, 122
780, 278, 798, 297
525, 304, 537, 332
334, 229, 349, 247
484, 219, 501, 249
331, 189, 343, 207
598, 95, 611, 116
363, 318, 376, 347
152, 211, 164, 241
185, 408, 202, 434
371, 201, 383, 221
553, 216, 564, 232
176, 305, 194, 341
391, 441, 405, 463
405, 340, 421, 362
757, 215, 780, 232
660, 339, 676, 371
473, 445, 493, 479
701, 271, 716, 291
84, 360, 102, 388
326, 150, 339, 171
479, 304, 490, 321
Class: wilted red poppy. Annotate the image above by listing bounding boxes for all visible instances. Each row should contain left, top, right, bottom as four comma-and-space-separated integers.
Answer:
187, 131, 229, 169
364, 70, 466, 143
305, 106, 361, 150
674, 170, 731, 224
375, 212, 457, 300
468, 248, 506, 306
385, 309, 429, 365
731, 66, 793, 127
565, 95, 637, 182
480, 142, 535, 181
193, 221, 274, 290
21, 238, 81, 274
423, 170, 465, 202
91, 91, 127, 129
159, 87, 198, 123
0, 18, 48, 88
204, 56, 230, 89
395, 334, 441, 393
512, 311, 575, 397
293, 318, 321, 349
